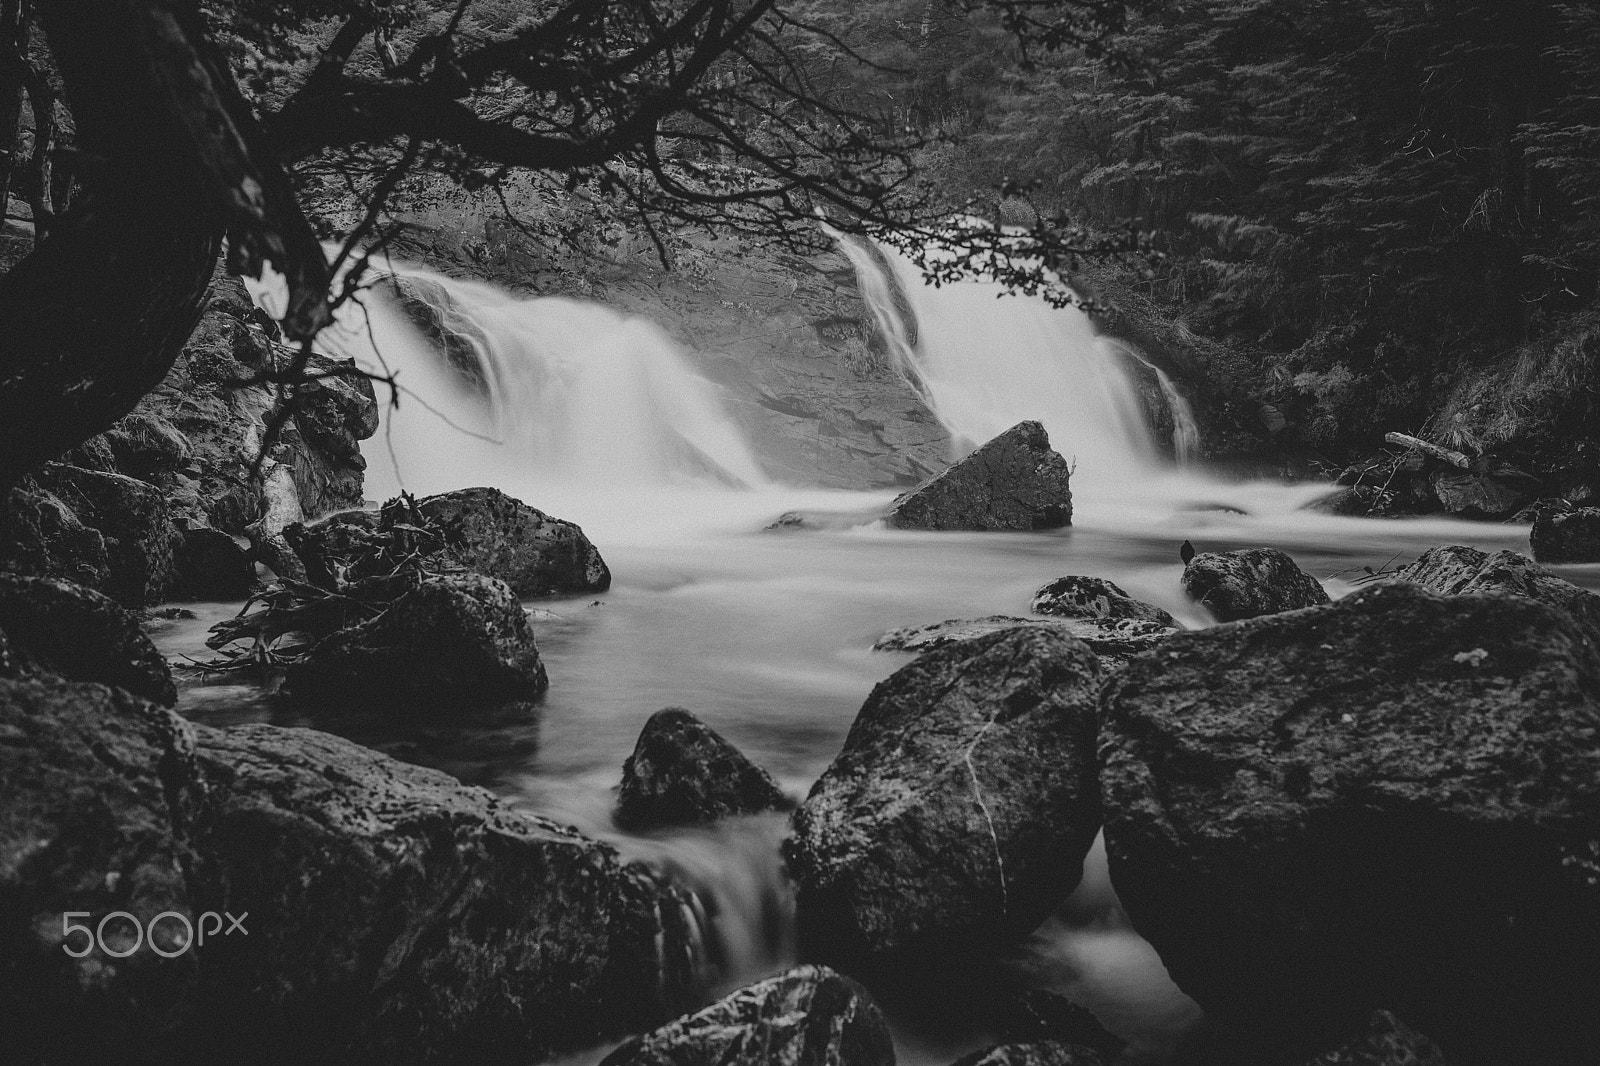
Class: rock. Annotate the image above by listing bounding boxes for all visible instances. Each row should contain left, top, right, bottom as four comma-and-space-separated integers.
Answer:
616, 708, 790, 830
786, 628, 1103, 977
950, 1043, 1108, 1066
598, 965, 893, 1066
1430, 462, 1540, 519
413, 486, 611, 597
887, 421, 1073, 531
172, 526, 256, 601
873, 614, 1170, 671
0, 485, 112, 591
1100, 582, 1600, 1063
33, 465, 182, 606
1531, 506, 1600, 563
1392, 544, 1600, 645
285, 572, 548, 708
1030, 576, 1176, 626
1180, 546, 1329, 622
100, 409, 193, 483
1294, 1011, 1443, 1066
282, 507, 381, 590
0, 574, 176, 704
994, 991, 1125, 1058
0, 676, 201, 1063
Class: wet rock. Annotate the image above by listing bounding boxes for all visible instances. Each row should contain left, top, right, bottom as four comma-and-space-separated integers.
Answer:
0, 484, 111, 591
34, 465, 182, 606
1180, 546, 1329, 622
950, 1043, 1108, 1066
1100, 582, 1600, 1064
786, 628, 1103, 976
0, 574, 175, 704
100, 410, 193, 483
1530, 506, 1600, 563
172, 526, 256, 601
1030, 576, 1176, 626
285, 572, 548, 709
185, 723, 705, 1062
598, 965, 892, 1066
887, 421, 1073, 531
1430, 462, 1540, 520
616, 708, 790, 830
1295, 1011, 1443, 1066
283, 508, 382, 590
413, 486, 611, 597
1392, 544, 1600, 645
873, 614, 1170, 671
0, 676, 201, 1064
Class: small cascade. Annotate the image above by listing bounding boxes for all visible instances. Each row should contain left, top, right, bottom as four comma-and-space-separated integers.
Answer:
1097, 336, 1202, 464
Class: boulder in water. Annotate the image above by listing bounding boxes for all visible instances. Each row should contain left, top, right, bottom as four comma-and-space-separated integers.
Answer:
1391, 544, 1600, 644
1100, 582, 1600, 1063
786, 628, 1103, 976
598, 965, 893, 1066
887, 421, 1073, 531
1030, 576, 1176, 626
1530, 506, 1600, 563
615, 708, 790, 830
413, 486, 611, 597
0, 574, 175, 704
285, 572, 548, 709
1180, 546, 1328, 621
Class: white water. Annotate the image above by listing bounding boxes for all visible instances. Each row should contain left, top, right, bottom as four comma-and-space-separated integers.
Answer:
219, 252, 1561, 1064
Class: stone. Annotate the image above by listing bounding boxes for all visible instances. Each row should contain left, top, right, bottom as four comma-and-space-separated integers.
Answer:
33, 465, 182, 606
598, 965, 893, 1066
1531, 506, 1600, 563
786, 628, 1103, 977
1180, 546, 1329, 622
171, 526, 256, 601
616, 708, 790, 830
1430, 463, 1540, 520
1295, 1011, 1443, 1066
873, 614, 1170, 671
414, 486, 611, 597
950, 1043, 1108, 1066
0, 574, 175, 704
284, 572, 548, 708
0, 485, 111, 592
1392, 544, 1600, 645
100, 409, 193, 483
887, 420, 1073, 531
1030, 576, 1176, 626
1100, 582, 1600, 1064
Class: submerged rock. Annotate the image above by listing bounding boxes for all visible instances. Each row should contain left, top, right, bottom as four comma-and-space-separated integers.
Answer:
285, 572, 548, 708
887, 420, 1073, 531
0, 574, 175, 704
1392, 544, 1600, 644
950, 1043, 1108, 1066
787, 628, 1102, 976
616, 708, 790, 830
1100, 582, 1600, 1064
873, 614, 1169, 671
414, 486, 611, 597
598, 965, 893, 1066
1180, 546, 1328, 621
1530, 505, 1600, 563
1030, 576, 1176, 626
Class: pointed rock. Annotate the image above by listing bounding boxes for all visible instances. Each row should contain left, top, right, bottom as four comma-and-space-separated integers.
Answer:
887, 421, 1073, 531
616, 708, 790, 830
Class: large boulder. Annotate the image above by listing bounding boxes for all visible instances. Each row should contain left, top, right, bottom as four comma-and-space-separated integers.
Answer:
887, 421, 1073, 531
0, 484, 111, 592
1429, 463, 1539, 520
0, 574, 175, 704
1180, 546, 1329, 622
873, 614, 1170, 672
616, 708, 790, 830
1100, 582, 1600, 1064
1530, 506, 1600, 563
786, 628, 1103, 977
1391, 544, 1600, 644
1030, 576, 1176, 626
285, 572, 548, 708
414, 486, 611, 597
598, 965, 893, 1066
33, 465, 182, 606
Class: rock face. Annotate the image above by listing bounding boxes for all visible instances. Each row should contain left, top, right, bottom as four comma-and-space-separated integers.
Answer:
786, 628, 1103, 975
598, 965, 893, 1066
950, 1043, 1108, 1066
415, 486, 611, 597
887, 421, 1073, 531
1100, 582, 1600, 1064
1030, 576, 1176, 626
0, 574, 175, 704
616, 708, 790, 830
873, 615, 1170, 671
1531, 506, 1600, 563
1, 675, 705, 1064
1180, 546, 1329, 621
1392, 544, 1600, 644
285, 572, 548, 708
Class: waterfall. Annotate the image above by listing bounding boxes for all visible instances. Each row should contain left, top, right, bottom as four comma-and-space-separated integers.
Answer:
830, 228, 1200, 490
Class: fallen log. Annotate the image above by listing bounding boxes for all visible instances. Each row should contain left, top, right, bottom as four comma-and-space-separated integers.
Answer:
1384, 431, 1470, 470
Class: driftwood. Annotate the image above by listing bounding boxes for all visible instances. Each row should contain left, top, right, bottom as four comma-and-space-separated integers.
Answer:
1384, 431, 1470, 469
